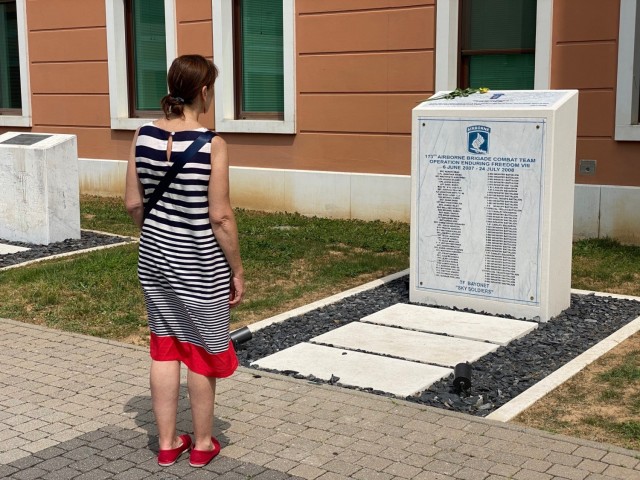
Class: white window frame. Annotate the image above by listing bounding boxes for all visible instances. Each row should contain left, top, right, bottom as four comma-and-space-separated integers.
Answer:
0, 0, 31, 127
435, 0, 553, 92
615, 0, 640, 141
212, 0, 296, 134
105, 0, 176, 131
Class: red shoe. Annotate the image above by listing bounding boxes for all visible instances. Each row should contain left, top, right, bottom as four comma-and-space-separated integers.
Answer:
189, 437, 221, 467
157, 434, 192, 466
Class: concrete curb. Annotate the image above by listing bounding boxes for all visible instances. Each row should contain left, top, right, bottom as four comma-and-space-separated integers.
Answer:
487, 289, 640, 422
244, 268, 410, 333
0, 230, 138, 272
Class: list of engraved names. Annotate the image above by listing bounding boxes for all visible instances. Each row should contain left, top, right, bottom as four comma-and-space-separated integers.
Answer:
485, 172, 519, 286
435, 170, 463, 279
417, 118, 543, 304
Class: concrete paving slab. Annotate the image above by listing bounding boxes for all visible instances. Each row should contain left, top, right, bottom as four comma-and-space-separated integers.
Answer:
0, 243, 30, 254
311, 322, 500, 367
361, 303, 537, 345
251, 343, 452, 397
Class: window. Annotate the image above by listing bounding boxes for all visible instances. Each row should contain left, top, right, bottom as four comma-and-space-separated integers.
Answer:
213, 0, 295, 134
0, 0, 30, 127
125, 0, 167, 118
0, 1, 20, 113
615, 0, 640, 141
435, 0, 552, 92
234, 0, 284, 120
105, 0, 176, 130
459, 0, 537, 90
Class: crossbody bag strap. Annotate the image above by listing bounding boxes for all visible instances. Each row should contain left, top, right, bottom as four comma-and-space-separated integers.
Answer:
143, 130, 215, 220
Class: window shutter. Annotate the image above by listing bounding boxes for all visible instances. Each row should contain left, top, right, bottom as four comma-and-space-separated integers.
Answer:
0, 2, 21, 110
131, 0, 166, 111
461, 0, 537, 90
240, 0, 284, 113
469, 54, 535, 89
464, 0, 537, 51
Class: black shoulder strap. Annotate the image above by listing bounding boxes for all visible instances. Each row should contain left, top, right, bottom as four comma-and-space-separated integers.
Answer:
143, 130, 215, 220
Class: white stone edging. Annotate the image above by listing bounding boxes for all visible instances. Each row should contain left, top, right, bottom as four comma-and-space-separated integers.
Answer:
487, 288, 640, 422
245, 269, 410, 333
570, 288, 640, 301
0, 231, 138, 272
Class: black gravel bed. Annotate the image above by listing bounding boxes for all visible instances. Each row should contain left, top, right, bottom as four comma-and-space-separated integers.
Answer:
0, 231, 134, 268
237, 276, 640, 417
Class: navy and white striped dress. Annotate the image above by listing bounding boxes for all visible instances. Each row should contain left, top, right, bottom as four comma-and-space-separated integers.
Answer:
135, 123, 237, 378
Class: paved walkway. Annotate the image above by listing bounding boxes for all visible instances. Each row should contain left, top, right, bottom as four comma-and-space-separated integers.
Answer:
1, 318, 639, 480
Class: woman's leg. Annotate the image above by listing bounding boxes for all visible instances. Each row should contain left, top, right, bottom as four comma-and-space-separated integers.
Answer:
187, 368, 217, 450
150, 359, 183, 450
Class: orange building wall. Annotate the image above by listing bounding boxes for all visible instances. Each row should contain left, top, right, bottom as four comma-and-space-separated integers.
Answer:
224, 0, 435, 175
4, 0, 434, 178
176, 0, 215, 129
24, 0, 131, 159
551, 0, 640, 187
3, 0, 638, 186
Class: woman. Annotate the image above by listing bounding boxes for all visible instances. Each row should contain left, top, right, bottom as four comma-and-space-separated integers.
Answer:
125, 54, 244, 468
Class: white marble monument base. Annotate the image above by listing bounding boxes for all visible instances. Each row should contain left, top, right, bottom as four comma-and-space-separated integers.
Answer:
0, 132, 80, 245
410, 90, 578, 321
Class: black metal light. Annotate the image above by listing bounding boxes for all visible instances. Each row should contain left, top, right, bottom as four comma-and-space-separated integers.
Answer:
453, 362, 472, 392
230, 326, 252, 349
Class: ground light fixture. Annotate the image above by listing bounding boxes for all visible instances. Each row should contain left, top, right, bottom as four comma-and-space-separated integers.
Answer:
453, 362, 472, 393
230, 326, 252, 349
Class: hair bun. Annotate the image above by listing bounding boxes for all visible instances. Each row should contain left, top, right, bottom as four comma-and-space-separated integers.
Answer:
162, 55, 218, 119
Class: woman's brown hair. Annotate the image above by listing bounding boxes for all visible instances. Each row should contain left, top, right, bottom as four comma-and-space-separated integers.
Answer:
160, 55, 218, 119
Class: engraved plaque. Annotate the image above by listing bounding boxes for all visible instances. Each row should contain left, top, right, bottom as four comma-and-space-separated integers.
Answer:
411, 90, 578, 321
415, 117, 545, 305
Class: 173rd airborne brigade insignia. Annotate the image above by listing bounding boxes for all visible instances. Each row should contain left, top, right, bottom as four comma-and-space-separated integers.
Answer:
467, 125, 490, 155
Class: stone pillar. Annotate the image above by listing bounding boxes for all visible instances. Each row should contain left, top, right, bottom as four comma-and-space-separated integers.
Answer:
0, 132, 80, 244
410, 90, 578, 321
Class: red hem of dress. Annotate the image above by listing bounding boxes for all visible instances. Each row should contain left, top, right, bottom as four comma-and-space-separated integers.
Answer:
150, 333, 238, 378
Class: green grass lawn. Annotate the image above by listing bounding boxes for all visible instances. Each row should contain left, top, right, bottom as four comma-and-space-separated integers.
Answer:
2, 195, 640, 345
571, 237, 640, 296
0, 196, 410, 342
514, 332, 640, 451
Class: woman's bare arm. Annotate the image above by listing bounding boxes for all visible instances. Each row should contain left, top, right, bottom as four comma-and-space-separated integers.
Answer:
124, 128, 144, 229
208, 136, 244, 306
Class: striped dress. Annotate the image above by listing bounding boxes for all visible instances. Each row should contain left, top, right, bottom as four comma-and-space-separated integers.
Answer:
135, 123, 237, 378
